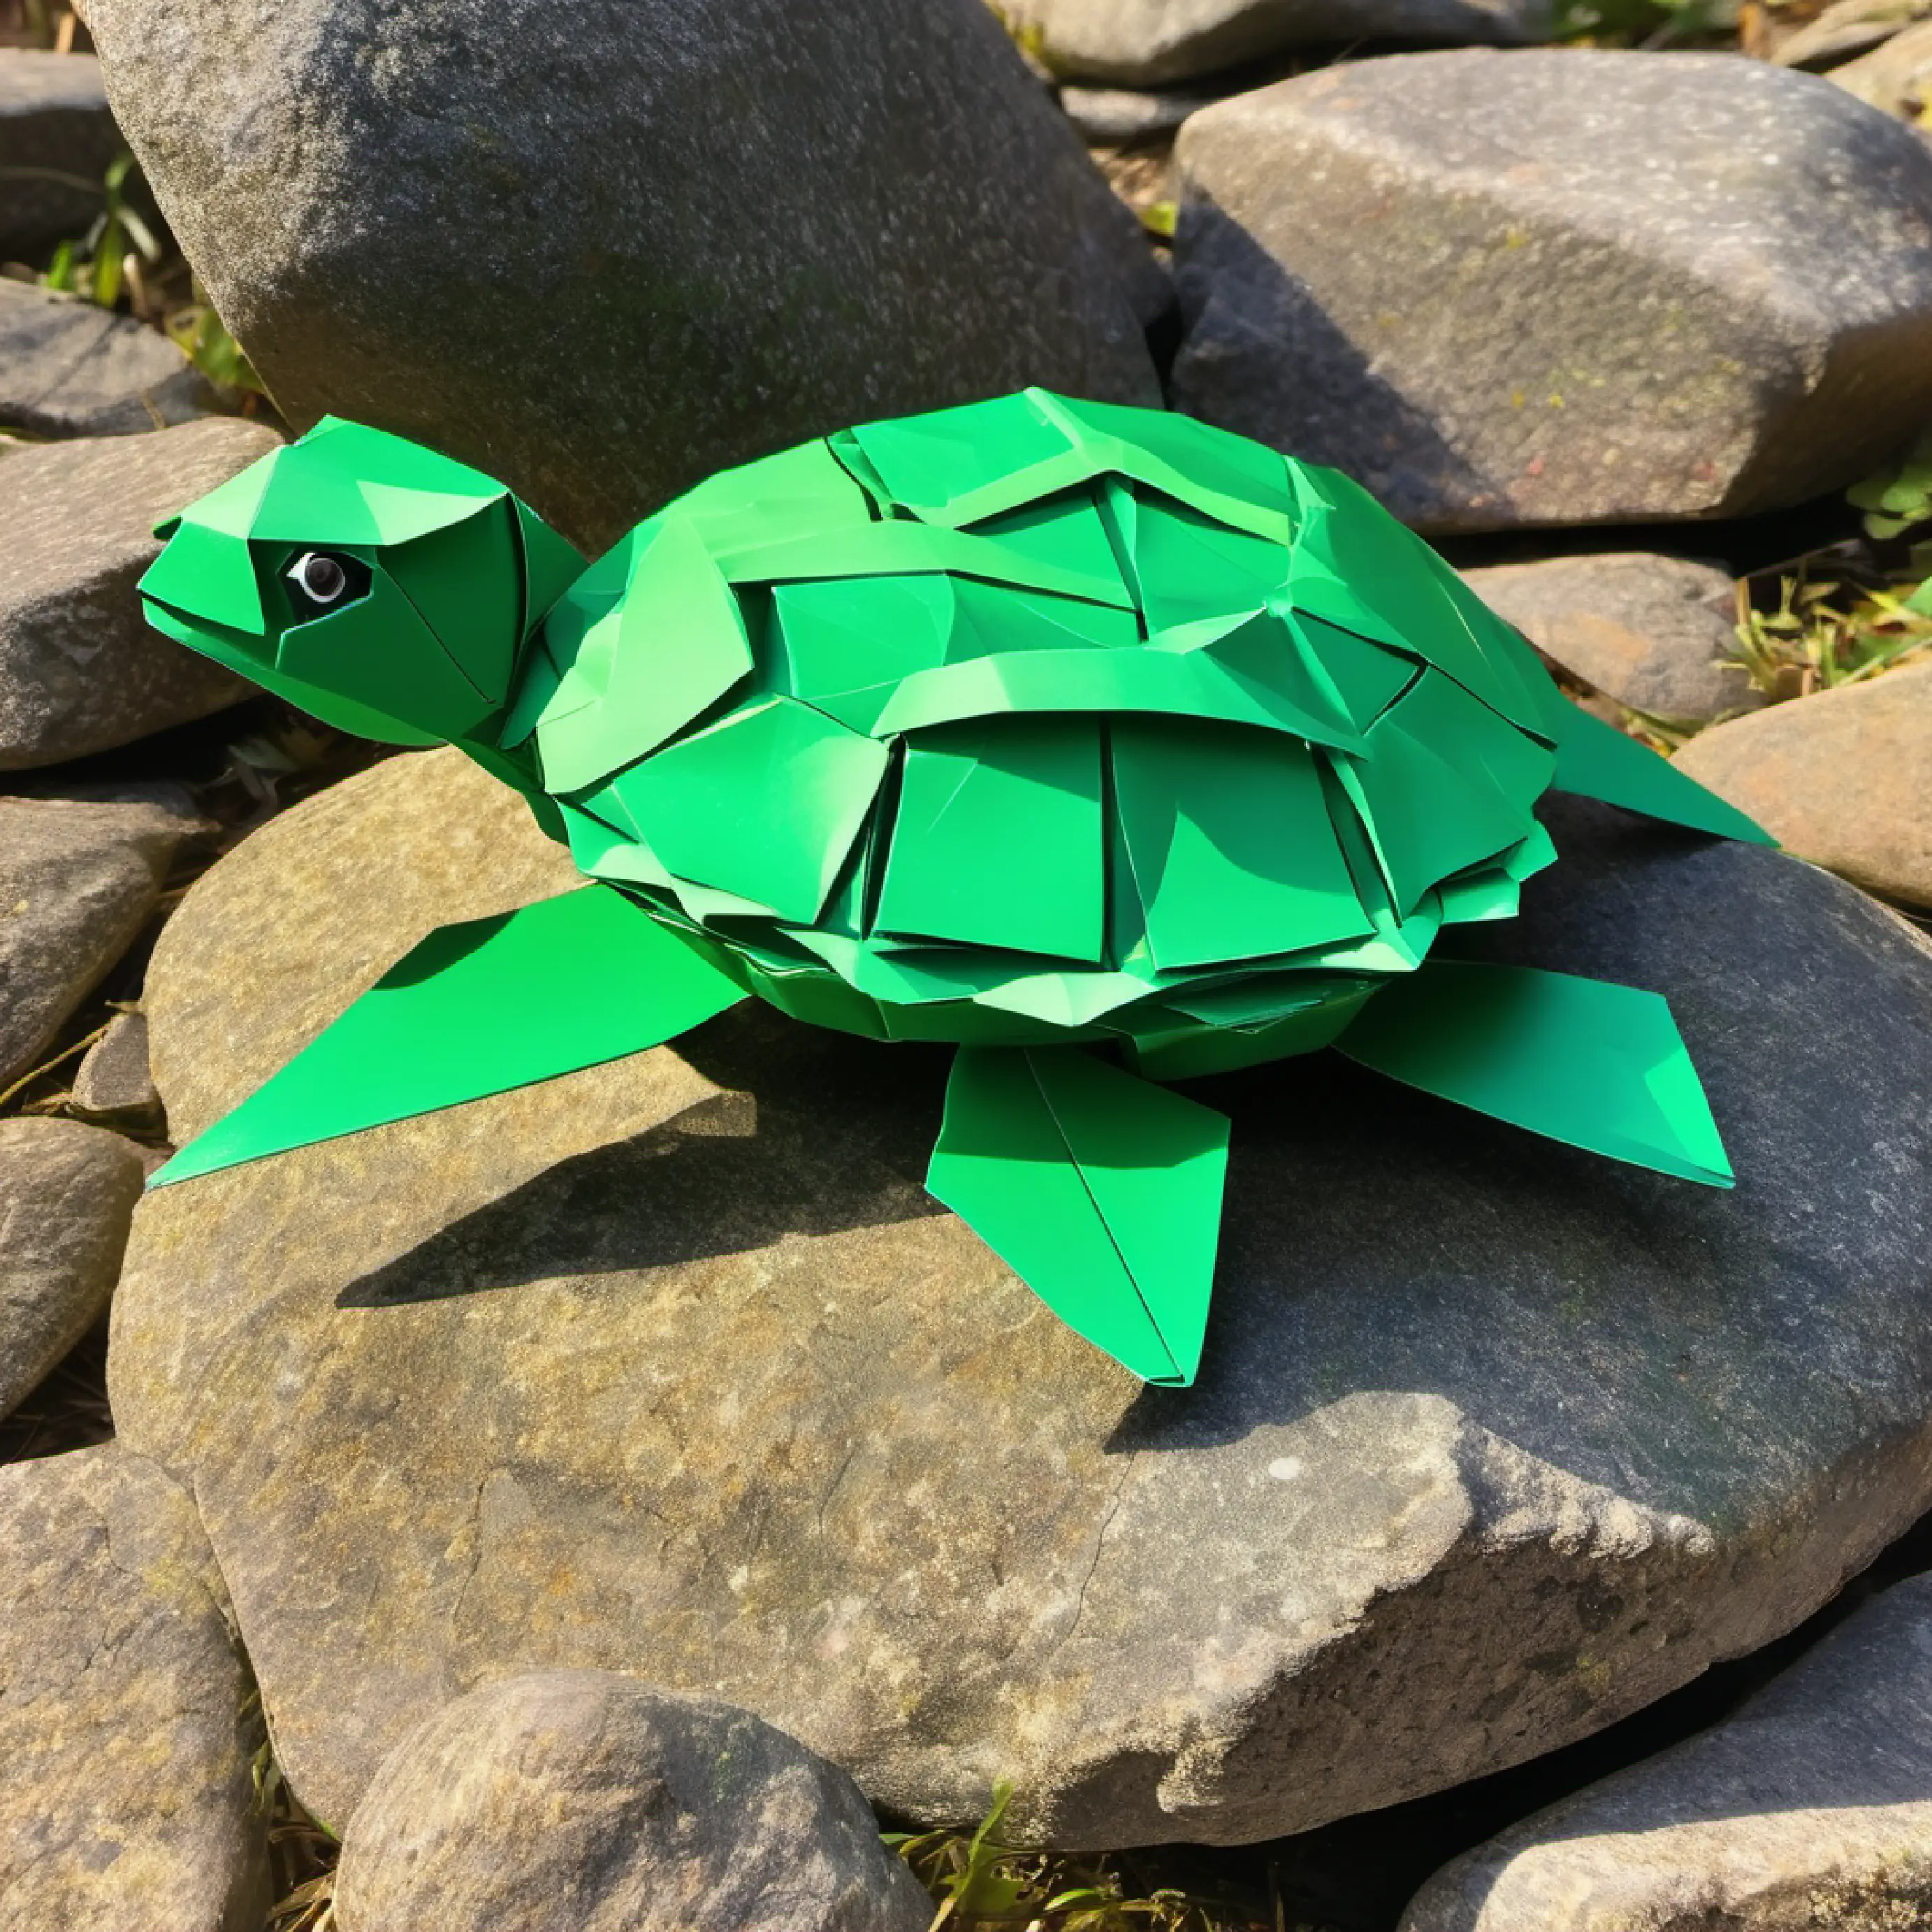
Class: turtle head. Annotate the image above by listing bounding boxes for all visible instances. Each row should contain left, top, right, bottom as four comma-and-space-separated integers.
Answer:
138, 418, 583, 747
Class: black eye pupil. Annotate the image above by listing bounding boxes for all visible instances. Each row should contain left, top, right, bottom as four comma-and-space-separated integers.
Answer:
301, 555, 345, 599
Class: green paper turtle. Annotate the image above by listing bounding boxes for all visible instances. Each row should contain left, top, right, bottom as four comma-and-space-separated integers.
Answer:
138, 388, 1770, 1387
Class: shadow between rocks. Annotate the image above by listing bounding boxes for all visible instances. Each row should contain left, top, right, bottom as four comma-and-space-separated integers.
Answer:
1154, 1500, 1932, 1932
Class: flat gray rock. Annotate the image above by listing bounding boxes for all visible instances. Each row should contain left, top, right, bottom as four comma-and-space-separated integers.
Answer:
1463, 554, 1764, 722
1402, 1574, 1932, 1931
108, 747, 1932, 1846
334, 1672, 932, 1932
0, 279, 213, 439
1673, 657, 1932, 908
69, 1010, 161, 1128
83, 0, 1162, 555
0, 1442, 268, 1932
1018, 0, 1549, 86
0, 1118, 143, 1423
0, 51, 124, 261
0, 785, 202, 1089
1, 420, 275, 768
1172, 51, 1932, 531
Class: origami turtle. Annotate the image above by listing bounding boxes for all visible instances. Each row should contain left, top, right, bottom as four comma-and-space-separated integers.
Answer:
138, 388, 1769, 1386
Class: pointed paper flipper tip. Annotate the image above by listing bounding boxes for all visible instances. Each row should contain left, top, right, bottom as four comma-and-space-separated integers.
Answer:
147, 886, 745, 1190
1548, 699, 1777, 847
1338, 959, 1734, 1188
926, 1046, 1228, 1386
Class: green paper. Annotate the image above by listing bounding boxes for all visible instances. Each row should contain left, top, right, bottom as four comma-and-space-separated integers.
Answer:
141, 600, 442, 747
1113, 719, 1370, 970
1548, 699, 1778, 845
1338, 959, 1734, 1186
871, 641, 1363, 750
926, 1045, 1229, 1386
877, 718, 1105, 961
1336, 699, 1534, 918
138, 392, 1776, 1388
384, 499, 524, 705
149, 887, 745, 1186
711, 520, 1134, 611
532, 514, 755, 793
611, 695, 888, 924
278, 569, 497, 740
138, 413, 579, 747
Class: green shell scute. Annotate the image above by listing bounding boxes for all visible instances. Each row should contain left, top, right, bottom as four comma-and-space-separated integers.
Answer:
505, 388, 1561, 1074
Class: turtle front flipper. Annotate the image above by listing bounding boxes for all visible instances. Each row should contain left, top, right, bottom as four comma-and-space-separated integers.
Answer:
149, 885, 745, 1187
926, 1045, 1230, 1387
1337, 959, 1733, 1186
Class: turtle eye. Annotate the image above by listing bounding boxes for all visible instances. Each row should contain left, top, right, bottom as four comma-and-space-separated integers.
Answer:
283, 549, 369, 618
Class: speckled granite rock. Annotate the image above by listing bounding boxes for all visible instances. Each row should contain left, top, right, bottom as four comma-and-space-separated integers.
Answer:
104, 743, 1932, 1846
0, 51, 124, 261
83, 0, 1161, 555
0, 280, 212, 440
1, 420, 275, 769
1402, 1574, 1932, 1932
0, 785, 201, 1088
0, 1117, 144, 1422
1463, 554, 1763, 722
1172, 51, 1932, 531
334, 1672, 931, 1932
69, 1011, 161, 1129
0, 1443, 268, 1932
1672, 657, 1932, 908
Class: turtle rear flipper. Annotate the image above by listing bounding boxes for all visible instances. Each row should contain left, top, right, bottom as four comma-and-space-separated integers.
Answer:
1337, 959, 1733, 1186
1546, 699, 1773, 845
149, 885, 745, 1187
926, 1046, 1230, 1388
1479, 618, 1774, 846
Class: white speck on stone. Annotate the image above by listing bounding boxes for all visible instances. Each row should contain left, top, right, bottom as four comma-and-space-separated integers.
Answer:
1267, 1457, 1305, 1482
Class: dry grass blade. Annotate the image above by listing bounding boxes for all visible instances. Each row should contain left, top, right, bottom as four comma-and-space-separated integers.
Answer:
254, 1725, 340, 1932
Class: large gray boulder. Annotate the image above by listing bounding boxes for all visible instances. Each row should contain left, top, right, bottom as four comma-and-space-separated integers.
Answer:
0, 1118, 145, 1423
1172, 51, 1932, 532
1, 420, 275, 769
0, 785, 203, 1089
83, 0, 1163, 555
0, 279, 212, 439
1402, 1575, 1932, 1932
0, 51, 124, 261
108, 746, 1932, 1846
1673, 657, 1932, 909
1019, 0, 1549, 87
333, 1672, 932, 1932
0, 1443, 268, 1932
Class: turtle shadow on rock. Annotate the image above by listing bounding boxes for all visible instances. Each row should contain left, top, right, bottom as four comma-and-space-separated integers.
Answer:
336, 1005, 955, 1309
1108, 796, 1932, 1536
341, 799, 1932, 1558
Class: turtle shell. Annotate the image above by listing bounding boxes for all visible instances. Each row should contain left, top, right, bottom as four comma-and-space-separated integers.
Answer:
502, 389, 1563, 1080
